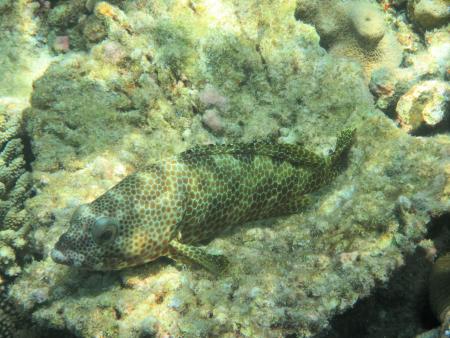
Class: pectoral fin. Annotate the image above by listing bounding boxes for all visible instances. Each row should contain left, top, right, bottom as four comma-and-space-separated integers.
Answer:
168, 239, 229, 274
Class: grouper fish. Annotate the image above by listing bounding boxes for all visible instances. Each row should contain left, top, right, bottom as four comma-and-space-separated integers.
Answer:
51, 128, 355, 273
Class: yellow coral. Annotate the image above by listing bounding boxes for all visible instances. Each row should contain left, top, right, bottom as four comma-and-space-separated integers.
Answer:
95, 2, 118, 19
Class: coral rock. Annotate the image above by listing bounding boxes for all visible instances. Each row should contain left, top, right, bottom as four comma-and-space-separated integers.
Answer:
396, 80, 450, 133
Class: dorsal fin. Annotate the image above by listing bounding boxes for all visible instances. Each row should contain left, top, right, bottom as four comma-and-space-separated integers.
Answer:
179, 140, 325, 168
328, 128, 356, 170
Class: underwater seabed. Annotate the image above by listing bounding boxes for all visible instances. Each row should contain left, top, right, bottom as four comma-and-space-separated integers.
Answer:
0, 0, 449, 337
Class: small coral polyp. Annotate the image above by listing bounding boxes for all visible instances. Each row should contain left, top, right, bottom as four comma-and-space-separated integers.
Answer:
349, 3, 386, 44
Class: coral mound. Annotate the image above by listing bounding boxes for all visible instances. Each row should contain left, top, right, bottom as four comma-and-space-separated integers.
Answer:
349, 2, 386, 44
295, 0, 402, 79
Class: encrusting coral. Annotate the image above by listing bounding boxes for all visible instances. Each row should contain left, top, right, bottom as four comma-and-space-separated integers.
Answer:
295, 0, 402, 79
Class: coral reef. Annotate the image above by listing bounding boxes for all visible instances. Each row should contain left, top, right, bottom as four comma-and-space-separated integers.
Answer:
0, 3, 52, 336
0, 0, 449, 337
295, 0, 448, 137
294, 0, 403, 79
45, 0, 100, 51
41, 0, 128, 52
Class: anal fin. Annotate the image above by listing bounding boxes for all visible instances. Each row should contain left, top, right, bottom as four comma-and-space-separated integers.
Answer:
168, 240, 229, 274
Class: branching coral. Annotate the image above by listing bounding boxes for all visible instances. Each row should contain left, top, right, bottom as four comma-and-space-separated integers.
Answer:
0, 102, 32, 278
0, 285, 17, 338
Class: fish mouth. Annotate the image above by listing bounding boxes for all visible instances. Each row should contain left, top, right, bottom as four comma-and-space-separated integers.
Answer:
51, 248, 85, 267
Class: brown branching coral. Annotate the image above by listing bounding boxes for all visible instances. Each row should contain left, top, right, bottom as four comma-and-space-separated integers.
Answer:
0, 102, 32, 278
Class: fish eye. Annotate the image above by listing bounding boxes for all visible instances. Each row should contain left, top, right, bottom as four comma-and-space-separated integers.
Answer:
92, 216, 118, 244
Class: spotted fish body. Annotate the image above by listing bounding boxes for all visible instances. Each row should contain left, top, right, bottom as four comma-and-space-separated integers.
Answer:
51, 129, 355, 272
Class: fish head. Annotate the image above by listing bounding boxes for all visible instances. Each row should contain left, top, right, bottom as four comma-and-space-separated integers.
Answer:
51, 203, 129, 270
51, 170, 184, 270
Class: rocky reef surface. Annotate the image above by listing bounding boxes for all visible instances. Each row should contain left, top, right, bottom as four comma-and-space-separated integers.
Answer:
0, 0, 449, 337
